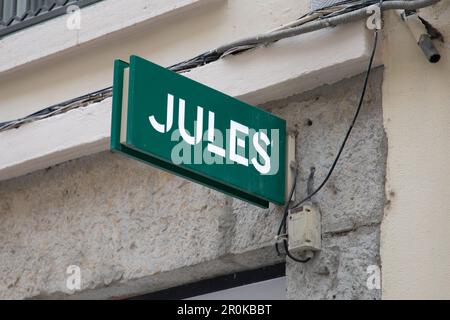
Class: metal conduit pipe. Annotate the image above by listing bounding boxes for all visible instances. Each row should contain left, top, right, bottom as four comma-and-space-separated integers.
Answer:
396, 9, 442, 63
419, 34, 441, 63
212, 0, 441, 55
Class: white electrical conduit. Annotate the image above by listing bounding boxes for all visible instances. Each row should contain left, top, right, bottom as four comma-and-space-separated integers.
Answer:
212, 0, 441, 55
267, 12, 323, 33
0, 0, 442, 131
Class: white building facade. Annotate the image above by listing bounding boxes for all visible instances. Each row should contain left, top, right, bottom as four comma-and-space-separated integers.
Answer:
0, 0, 449, 299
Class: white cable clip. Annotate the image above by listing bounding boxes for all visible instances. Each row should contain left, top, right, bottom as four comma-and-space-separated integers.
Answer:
366, 4, 382, 30
274, 234, 288, 243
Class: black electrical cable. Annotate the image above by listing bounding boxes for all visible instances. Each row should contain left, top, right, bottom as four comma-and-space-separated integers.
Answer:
4, 0, 429, 132
292, 31, 379, 211
319, 0, 381, 19
277, 171, 311, 263
283, 237, 311, 263
275, 170, 297, 256
276, 24, 380, 263
274, 168, 312, 263
276, 170, 312, 263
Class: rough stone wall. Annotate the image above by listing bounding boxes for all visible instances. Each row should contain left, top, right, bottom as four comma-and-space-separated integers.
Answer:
0, 69, 385, 300
0, 151, 285, 299
265, 68, 386, 299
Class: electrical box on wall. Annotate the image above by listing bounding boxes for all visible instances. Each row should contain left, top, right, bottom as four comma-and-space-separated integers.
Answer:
287, 203, 321, 257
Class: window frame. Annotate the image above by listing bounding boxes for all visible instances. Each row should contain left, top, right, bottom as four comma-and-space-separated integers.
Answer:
129, 263, 286, 300
0, 0, 103, 38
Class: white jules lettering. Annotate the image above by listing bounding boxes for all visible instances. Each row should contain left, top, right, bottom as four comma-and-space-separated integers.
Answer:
148, 94, 279, 175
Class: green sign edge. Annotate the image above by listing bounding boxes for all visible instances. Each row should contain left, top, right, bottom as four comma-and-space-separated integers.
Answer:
110, 59, 273, 208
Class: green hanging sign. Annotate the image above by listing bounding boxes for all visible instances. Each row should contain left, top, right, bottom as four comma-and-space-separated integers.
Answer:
111, 55, 286, 208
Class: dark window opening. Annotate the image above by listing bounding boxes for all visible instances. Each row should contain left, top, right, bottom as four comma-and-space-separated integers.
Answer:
130, 263, 286, 300
0, 0, 102, 38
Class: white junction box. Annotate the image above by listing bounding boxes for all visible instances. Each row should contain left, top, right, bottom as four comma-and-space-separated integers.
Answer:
288, 203, 321, 257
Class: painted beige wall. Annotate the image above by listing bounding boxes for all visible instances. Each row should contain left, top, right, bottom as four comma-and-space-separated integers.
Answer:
0, 0, 308, 122
381, 3, 450, 299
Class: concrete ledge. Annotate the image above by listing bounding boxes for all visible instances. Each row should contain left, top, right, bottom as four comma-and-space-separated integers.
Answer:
34, 246, 283, 299
0, 99, 111, 181
0, 21, 378, 182
190, 22, 375, 105
0, 0, 219, 76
